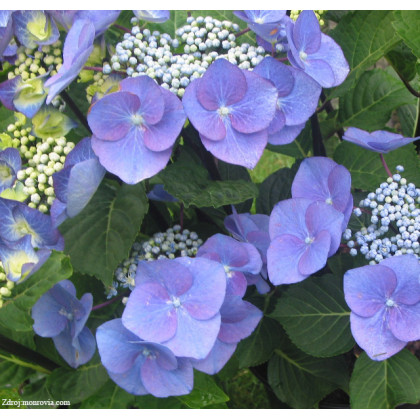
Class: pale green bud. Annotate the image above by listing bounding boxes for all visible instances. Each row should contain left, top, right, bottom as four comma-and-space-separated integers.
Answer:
31, 193, 41, 204
6, 281, 14, 290
38, 204, 48, 213
40, 154, 49, 164
53, 162, 63, 171
0, 287, 11, 297
47, 196, 54, 205
28, 202, 37, 209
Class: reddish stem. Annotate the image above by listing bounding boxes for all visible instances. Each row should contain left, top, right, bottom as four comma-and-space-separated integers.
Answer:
83, 66, 104, 72
236, 27, 251, 38
92, 294, 126, 311
113, 23, 131, 33
379, 153, 393, 178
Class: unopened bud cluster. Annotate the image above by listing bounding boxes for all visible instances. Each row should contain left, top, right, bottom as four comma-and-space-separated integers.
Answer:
290, 10, 326, 26
7, 41, 63, 82
0, 264, 14, 309
343, 166, 420, 263
110, 225, 203, 299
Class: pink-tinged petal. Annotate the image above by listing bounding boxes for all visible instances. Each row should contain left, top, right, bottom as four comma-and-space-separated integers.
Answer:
267, 234, 308, 285
269, 198, 312, 240
177, 257, 226, 320
91, 129, 173, 184
0, 76, 20, 110
196, 58, 247, 111
245, 273, 271, 294
227, 271, 248, 297
88, 92, 140, 141
191, 339, 237, 375
120, 76, 165, 125
230, 69, 278, 134
328, 164, 352, 212
350, 311, 406, 361
389, 302, 420, 342
302, 57, 336, 88
182, 78, 226, 141
143, 88, 185, 152
200, 123, 267, 169
305, 201, 343, 256
380, 255, 420, 305
342, 194, 353, 231
108, 356, 148, 396
344, 264, 397, 317
298, 230, 331, 276
122, 282, 177, 343
268, 123, 305, 145
268, 109, 286, 134
141, 357, 193, 398
293, 10, 321, 53
162, 309, 221, 359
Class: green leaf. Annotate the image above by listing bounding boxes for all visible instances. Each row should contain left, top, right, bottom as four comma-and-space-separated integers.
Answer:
255, 165, 298, 215
20, 378, 58, 409
235, 317, 282, 368
267, 329, 349, 408
335, 69, 415, 132
333, 142, 420, 191
177, 371, 229, 408
0, 359, 34, 388
46, 356, 109, 404
134, 394, 185, 409
397, 101, 419, 138
328, 10, 401, 99
158, 152, 258, 209
392, 11, 420, 59
386, 41, 418, 82
60, 180, 148, 287
350, 350, 420, 409
80, 380, 136, 409
0, 251, 72, 332
269, 274, 354, 357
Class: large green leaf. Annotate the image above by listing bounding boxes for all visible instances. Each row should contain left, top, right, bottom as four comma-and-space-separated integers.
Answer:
0, 251, 72, 332
267, 329, 349, 409
350, 350, 420, 409
80, 380, 136, 409
46, 356, 109, 405
177, 371, 229, 408
333, 142, 420, 191
0, 359, 34, 388
392, 11, 420, 59
157, 153, 258, 209
397, 101, 419, 138
269, 274, 354, 357
386, 41, 418, 82
235, 317, 282, 368
328, 10, 401, 99
60, 180, 148, 287
334, 69, 415, 132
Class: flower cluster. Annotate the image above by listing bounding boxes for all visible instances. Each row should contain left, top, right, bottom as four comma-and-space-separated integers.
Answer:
344, 166, 419, 262
344, 254, 420, 361
0, 265, 14, 309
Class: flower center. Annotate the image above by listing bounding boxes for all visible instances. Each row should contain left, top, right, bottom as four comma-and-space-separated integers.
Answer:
255, 17, 265, 24
305, 236, 314, 245
299, 51, 308, 61
59, 307, 74, 321
325, 197, 333, 205
217, 106, 230, 118
385, 298, 395, 308
170, 296, 181, 308
131, 114, 144, 126
223, 264, 233, 278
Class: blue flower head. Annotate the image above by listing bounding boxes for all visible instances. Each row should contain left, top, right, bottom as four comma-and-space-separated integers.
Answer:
286, 11, 349, 88
292, 157, 353, 231
51, 137, 105, 226
267, 198, 344, 285
343, 127, 420, 153
97, 318, 193, 397
182, 58, 278, 168
344, 255, 420, 361
32, 279, 95, 368
122, 257, 226, 359
0, 148, 21, 192
88, 76, 186, 184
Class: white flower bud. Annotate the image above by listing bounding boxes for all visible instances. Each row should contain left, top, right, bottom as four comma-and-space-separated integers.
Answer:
49, 152, 60, 162
45, 187, 54, 196
53, 162, 63, 171
47, 196, 55, 205
31, 193, 41, 204
38, 204, 48, 213
38, 173, 47, 184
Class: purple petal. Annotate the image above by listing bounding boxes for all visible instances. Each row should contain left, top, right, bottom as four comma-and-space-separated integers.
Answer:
0, 76, 20, 111
327, 164, 352, 212
267, 234, 308, 285
182, 78, 226, 141
120, 76, 165, 125
298, 230, 331, 276
63, 136, 97, 168
133, 10, 170, 23
87, 91, 140, 141
122, 282, 177, 343
301, 57, 336, 89
293, 10, 321, 53
196, 58, 247, 111
268, 123, 305, 145
268, 110, 286, 134
344, 264, 397, 317
350, 311, 406, 361
389, 302, 420, 342
245, 273, 271, 294
74, 11, 120, 36
200, 122, 267, 169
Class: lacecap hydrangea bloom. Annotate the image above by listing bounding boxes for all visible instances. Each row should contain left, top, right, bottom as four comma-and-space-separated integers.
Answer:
32, 279, 96, 368
182, 58, 278, 168
268, 198, 344, 285
344, 254, 420, 361
88, 76, 186, 184
342, 127, 420, 153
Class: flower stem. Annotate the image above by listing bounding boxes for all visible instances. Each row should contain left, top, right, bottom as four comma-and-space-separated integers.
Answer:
236, 27, 250, 38
180, 202, 184, 230
379, 153, 393, 178
113, 23, 131, 33
60, 90, 91, 133
83, 66, 104, 72
310, 113, 326, 156
92, 293, 126, 311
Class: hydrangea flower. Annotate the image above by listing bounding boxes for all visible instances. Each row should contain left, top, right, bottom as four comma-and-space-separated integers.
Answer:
191, 294, 262, 374
51, 137, 105, 226
224, 209, 271, 293
32, 279, 95, 368
45, 19, 95, 104
88, 76, 186, 184
344, 255, 420, 361
147, 184, 178, 203
122, 257, 226, 359
253, 56, 321, 145
182, 58, 278, 168
342, 127, 420, 153
267, 198, 344, 285
73, 11, 121, 36
0, 148, 21, 192
291, 157, 353, 231
0, 11, 14, 60
134, 11, 170, 23
286, 10, 349, 88
96, 318, 193, 397
196, 233, 262, 296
